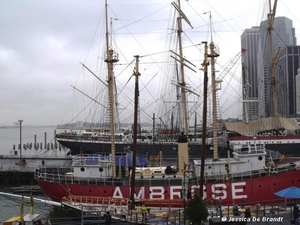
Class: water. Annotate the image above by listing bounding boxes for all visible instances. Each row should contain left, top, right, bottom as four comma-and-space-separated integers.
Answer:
0, 126, 58, 155
0, 192, 132, 224
0, 127, 153, 223
0, 127, 76, 222
0, 192, 84, 223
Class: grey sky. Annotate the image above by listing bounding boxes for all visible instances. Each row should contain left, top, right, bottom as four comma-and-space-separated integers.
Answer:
0, 0, 299, 127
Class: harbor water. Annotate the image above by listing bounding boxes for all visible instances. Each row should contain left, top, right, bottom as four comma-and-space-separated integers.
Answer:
0, 126, 59, 156
0, 127, 133, 223
0, 192, 77, 223
0, 126, 75, 222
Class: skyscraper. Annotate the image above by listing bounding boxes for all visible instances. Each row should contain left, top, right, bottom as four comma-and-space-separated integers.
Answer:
277, 46, 300, 115
257, 17, 296, 117
241, 26, 260, 121
241, 17, 297, 120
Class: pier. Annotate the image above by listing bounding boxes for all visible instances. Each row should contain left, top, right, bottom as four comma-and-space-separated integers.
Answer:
0, 155, 72, 185
0, 125, 72, 185
0, 154, 72, 186
0, 142, 71, 186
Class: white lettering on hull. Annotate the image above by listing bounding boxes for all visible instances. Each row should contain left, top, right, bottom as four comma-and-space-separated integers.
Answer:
113, 187, 124, 198
150, 186, 164, 199
170, 186, 181, 199
191, 185, 203, 198
231, 182, 247, 199
212, 184, 227, 200
135, 187, 145, 199
111, 181, 248, 201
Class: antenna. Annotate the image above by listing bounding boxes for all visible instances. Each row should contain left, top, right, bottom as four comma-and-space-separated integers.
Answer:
209, 11, 213, 43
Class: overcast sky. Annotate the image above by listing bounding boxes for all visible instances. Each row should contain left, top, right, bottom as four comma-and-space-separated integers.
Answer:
0, 0, 299, 127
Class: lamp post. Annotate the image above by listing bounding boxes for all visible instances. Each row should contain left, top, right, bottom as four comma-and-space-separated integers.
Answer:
18, 119, 23, 159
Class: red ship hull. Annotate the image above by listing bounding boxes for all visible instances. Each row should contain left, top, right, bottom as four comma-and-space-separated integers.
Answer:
35, 168, 300, 206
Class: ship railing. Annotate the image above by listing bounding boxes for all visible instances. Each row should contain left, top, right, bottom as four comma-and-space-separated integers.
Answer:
63, 195, 186, 209
38, 172, 109, 185
63, 195, 129, 206
34, 169, 184, 186
47, 174, 120, 185
233, 144, 265, 153
68, 176, 183, 186
34, 161, 299, 185
235, 150, 266, 155
265, 149, 283, 161
203, 162, 298, 182
71, 154, 111, 165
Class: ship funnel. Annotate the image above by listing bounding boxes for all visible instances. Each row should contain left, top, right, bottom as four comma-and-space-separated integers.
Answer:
178, 134, 189, 175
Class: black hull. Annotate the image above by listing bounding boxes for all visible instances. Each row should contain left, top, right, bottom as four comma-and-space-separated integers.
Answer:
265, 143, 300, 157
58, 139, 229, 159
0, 171, 36, 185
58, 138, 300, 159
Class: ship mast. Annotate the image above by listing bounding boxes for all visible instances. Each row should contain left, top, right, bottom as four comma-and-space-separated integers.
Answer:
177, 0, 188, 135
207, 13, 220, 161
171, 0, 194, 135
267, 0, 279, 118
200, 42, 209, 198
104, 0, 119, 177
130, 55, 140, 207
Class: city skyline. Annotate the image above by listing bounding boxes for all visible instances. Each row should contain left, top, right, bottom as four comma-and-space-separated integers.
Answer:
241, 16, 300, 119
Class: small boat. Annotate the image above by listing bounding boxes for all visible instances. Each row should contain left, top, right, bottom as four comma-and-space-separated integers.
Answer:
15, 159, 27, 166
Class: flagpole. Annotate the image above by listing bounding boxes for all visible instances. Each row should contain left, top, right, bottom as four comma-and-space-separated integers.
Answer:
29, 192, 34, 215
20, 195, 24, 225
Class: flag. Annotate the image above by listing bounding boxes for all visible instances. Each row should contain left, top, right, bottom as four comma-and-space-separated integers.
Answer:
29, 192, 34, 215
241, 48, 248, 53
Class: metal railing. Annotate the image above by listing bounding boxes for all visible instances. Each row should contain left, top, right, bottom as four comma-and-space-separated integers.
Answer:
204, 162, 298, 183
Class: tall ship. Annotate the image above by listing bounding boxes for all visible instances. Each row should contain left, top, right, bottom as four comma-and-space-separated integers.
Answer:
36, 0, 300, 209
56, 131, 221, 159
54, 0, 229, 160
55, 1, 300, 159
